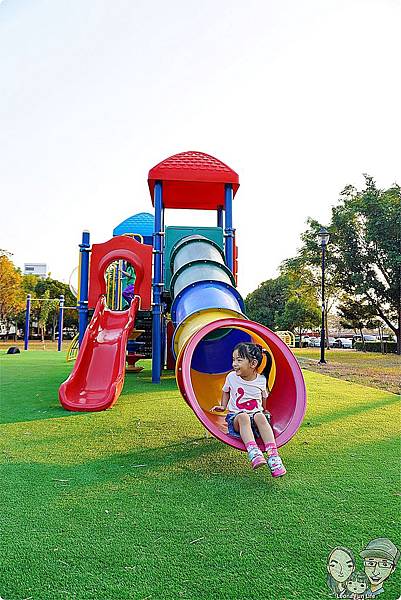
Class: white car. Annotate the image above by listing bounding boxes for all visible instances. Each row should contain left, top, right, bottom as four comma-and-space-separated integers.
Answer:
310, 337, 336, 348
333, 337, 353, 349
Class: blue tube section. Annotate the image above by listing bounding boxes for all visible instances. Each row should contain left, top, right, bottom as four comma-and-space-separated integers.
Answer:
152, 181, 163, 383
191, 328, 252, 374
78, 230, 90, 346
224, 184, 234, 272
24, 294, 31, 350
171, 281, 245, 325
217, 208, 224, 229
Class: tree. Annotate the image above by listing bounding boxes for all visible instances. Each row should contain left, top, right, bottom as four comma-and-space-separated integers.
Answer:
34, 277, 77, 339
275, 297, 320, 338
245, 276, 291, 330
330, 177, 401, 353
337, 296, 380, 351
0, 256, 25, 324
280, 219, 342, 347
37, 290, 56, 347
284, 176, 401, 353
245, 271, 321, 339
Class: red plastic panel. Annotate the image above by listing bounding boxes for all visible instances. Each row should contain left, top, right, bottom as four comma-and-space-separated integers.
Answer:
88, 236, 152, 310
148, 151, 239, 209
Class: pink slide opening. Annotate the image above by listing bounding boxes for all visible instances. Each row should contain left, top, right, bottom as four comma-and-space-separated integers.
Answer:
59, 296, 139, 412
176, 318, 306, 449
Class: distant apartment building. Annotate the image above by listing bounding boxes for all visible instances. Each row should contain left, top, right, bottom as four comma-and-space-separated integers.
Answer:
24, 263, 47, 278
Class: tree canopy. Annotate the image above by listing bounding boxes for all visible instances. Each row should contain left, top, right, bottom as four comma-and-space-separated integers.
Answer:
279, 176, 400, 353
0, 256, 25, 323
245, 276, 291, 330
329, 176, 400, 351
245, 272, 320, 335
0, 256, 78, 335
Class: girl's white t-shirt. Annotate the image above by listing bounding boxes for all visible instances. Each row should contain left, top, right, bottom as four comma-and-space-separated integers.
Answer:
222, 371, 268, 414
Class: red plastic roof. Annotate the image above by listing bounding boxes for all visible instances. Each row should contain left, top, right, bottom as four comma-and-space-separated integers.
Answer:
148, 151, 239, 210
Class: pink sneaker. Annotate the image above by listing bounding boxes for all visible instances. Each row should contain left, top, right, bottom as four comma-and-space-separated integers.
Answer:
251, 454, 267, 469
267, 455, 286, 477
247, 446, 267, 469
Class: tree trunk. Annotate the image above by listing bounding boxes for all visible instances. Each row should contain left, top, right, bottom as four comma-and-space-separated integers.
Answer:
377, 326, 384, 354
52, 314, 57, 341
360, 328, 366, 351
41, 325, 46, 350
325, 308, 329, 349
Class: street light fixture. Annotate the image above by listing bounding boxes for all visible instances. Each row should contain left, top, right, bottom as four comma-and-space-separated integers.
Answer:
318, 227, 330, 364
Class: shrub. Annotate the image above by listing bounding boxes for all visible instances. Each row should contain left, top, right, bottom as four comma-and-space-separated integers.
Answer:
354, 341, 397, 354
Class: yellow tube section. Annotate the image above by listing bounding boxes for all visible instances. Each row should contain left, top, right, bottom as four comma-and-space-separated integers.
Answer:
173, 308, 245, 357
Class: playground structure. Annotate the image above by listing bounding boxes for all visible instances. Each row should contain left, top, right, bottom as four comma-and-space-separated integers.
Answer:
275, 331, 296, 348
59, 151, 306, 450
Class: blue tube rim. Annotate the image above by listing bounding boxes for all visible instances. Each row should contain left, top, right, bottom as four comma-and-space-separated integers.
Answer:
171, 279, 245, 324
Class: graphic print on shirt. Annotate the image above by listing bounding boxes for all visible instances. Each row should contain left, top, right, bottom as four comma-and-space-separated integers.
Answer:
236, 387, 258, 411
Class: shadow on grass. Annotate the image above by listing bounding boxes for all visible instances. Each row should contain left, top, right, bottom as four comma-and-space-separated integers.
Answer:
0, 371, 181, 426
2, 432, 400, 600
3, 429, 400, 497
302, 395, 400, 428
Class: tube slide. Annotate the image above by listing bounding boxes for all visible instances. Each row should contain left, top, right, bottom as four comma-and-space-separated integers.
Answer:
170, 235, 306, 450
59, 295, 139, 412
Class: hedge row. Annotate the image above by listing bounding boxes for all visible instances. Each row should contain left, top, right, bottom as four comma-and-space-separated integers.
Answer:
354, 341, 398, 354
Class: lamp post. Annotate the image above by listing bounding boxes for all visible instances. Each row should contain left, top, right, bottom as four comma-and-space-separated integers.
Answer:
318, 227, 330, 364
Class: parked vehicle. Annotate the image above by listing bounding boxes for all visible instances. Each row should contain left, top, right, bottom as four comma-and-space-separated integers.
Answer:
352, 334, 377, 343
294, 335, 312, 347
333, 337, 353, 349
309, 337, 336, 348
55, 328, 78, 340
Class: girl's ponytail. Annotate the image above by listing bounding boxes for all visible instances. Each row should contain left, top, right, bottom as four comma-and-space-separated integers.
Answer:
261, 349, 273, 392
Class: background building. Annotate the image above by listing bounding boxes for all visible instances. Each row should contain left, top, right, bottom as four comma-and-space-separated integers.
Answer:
23, 263, 47, 278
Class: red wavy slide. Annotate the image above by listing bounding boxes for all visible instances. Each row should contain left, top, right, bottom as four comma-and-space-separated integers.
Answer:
59, 296, 139, 411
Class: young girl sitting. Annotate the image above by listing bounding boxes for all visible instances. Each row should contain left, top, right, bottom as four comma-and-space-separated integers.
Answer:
212, 342, 286, 477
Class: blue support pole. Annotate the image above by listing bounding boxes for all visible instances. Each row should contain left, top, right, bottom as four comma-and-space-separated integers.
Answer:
217, 207, 224, 229
78, 230, 90, 346
224, 184, 234, 272
58, 295, 64, 352
152, 181, 163, 383
24, 294, 31, 350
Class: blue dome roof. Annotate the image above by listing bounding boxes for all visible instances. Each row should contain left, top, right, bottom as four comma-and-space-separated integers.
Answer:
113, 212, 154, 237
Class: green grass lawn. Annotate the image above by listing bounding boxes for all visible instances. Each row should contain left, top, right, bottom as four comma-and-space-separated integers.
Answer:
293, 348, 401, 395
0, 352, 400, 600
293, 347, 400, 368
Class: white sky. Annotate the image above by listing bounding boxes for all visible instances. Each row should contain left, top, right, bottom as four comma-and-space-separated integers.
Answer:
1, 0, 400, 296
